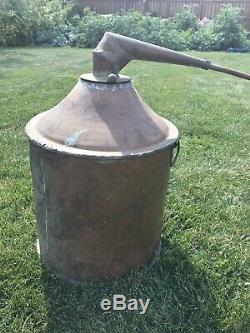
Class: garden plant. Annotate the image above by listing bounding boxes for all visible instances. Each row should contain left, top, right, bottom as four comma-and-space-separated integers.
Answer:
0, 0, 249, 51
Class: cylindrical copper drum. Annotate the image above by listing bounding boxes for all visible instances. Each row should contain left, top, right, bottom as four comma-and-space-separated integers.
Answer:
29, 142, 175, 281
26, 74, 179, 281
25, 32, 249, 282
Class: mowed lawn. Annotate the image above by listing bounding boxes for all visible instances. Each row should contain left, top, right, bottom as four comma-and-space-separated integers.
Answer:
0, 47, 249, 333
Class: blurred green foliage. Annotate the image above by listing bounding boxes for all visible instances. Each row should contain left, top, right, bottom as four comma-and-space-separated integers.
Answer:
0, 1, 249, 50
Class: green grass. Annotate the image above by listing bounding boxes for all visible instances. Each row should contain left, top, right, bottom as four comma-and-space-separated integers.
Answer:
0, 47, 249, 333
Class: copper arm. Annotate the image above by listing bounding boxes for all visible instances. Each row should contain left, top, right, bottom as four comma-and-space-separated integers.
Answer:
93, 32, 250, 81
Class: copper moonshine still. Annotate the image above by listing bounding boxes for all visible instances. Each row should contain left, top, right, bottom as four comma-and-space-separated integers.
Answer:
25, 33, 250, 281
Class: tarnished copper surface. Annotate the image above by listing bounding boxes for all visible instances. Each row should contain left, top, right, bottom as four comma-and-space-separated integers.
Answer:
25, 32, 249, 282
30, 143, 172, 281
26, 67, 179, 281
25, 79, 178, 157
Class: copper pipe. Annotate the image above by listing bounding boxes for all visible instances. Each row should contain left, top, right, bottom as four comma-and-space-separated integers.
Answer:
93, 32, 250, 81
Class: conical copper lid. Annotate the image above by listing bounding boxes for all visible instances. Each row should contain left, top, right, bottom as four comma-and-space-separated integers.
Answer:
25, 76, 178, 157
25, 32, 249, 157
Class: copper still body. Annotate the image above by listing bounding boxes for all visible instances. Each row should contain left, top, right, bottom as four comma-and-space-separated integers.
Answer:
25, 33, 250, 281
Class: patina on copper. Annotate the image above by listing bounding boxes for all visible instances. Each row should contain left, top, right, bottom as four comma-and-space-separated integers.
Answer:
25, 33, 250, 282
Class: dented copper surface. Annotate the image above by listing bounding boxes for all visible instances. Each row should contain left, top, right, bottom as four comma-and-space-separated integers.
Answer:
26, 32, 249, 282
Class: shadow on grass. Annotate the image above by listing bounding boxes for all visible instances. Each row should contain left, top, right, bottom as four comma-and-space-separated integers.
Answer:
41, 238, 222, 333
